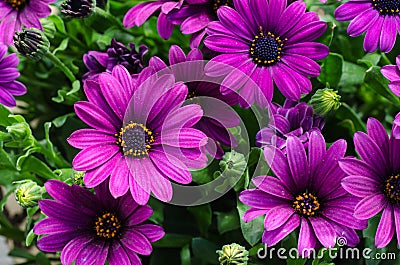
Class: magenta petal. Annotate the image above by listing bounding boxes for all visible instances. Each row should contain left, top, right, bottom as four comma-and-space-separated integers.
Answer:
158, 13, 174, 39
239, 189, 287, 209
252, 176, 293, 200
263, 215, 300, 247
286, 136, 308, 191
83, 153, 120, 188
126, 205, 153, 227
108, 241, 130, 265
60, 235, 94, 265
135, 224, 165, 242
68, 129, 115, 149
354, 194, 387, 219
341, 176, 381, 197
380, 17, 397, 53
264, 205, 295, 231
37, 232, 80, 253
298, 218, 317, 257
375, 204, 395, 248
75, 241, 106, 265
364, 16, 384, 52
310, 217, 336, 248
73, 144, 119, 171
393, 206, 400, 247
109, 157, 130, 198
121, 229, 153, 255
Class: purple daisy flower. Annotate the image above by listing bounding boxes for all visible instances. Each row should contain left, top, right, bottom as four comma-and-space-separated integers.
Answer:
83, 38, 148, 80
381, 55, 400, 97
68, 65, 208, 205
34, 180, 164, 265
123, 0, 183, 40
335, 0, 400, 53
239, 130, 367, 252
339, 118, 400, 248
149, 45, 240, 158
203, 0, 329, 105
0, 44, 26, 107
256, 100, 325, 153
0, 0, 55, 45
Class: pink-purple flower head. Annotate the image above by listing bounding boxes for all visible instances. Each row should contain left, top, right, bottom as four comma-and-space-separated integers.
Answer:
394, 112, 400, 139
123, 0, 183, 40
335, 0, 400, 53
68, 65, 208, 205
340, 118, 400, 248
149, 45, 240, 158
203, 0, 329, 106
34, 180, 164, 265
239, 130, 367, 253
0, 0, 55, 45
0, 44, 26, 107
256, 100, 325, 153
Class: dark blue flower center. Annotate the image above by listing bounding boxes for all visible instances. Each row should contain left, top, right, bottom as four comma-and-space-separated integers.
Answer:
212, 0, 234, 12
371, 0, 400, 15
94, 212, 121, 239
5, 0, 28, 10
384, 173, 400, 203
116, 122, 155, 158
250, 28, 286, 67
293, 192, 321, 217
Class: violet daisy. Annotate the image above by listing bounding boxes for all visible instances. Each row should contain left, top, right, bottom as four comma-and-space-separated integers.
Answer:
394, 112, 400, 139
83, 38, 148, 80
0, 0, 55, 45
34, 180, 164, 265
123, 0, 183, 40
149, 45, 240, 158
0, 44, 26, 107
68, 65, 208, 205
256, 100, 325, 153
340, 118, 400, 248
203, 0, 329, 105
239, 130, 367, 252
381, 55, 400, 97
335, 0, 400, 53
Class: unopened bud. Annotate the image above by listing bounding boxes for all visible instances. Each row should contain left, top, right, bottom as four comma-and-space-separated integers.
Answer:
13, 28, 50, 61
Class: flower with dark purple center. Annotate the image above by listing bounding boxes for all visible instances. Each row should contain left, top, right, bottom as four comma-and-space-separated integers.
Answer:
83, 38, 148, 80
239, 130, 367, 253
0, 44, 26, 107
123, 0, 183, 40
149, 45, 240, 158
68, 65, 208, 205
256, 100, 325, 153
61, 0, 95, 18
34, 180, 165, 264
203, 0, 329, 106
0, 0, 56, 45
335, 0, 400, 53
339, 117, 400, 248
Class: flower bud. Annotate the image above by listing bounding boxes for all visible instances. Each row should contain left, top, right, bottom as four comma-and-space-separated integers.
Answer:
61, 0, 96, 18
73, 171, 85, 186
15, 180, 44, 208
216, 243, 249, 265
309, 88, 341, 116
13, 28, 50, 61
6, 121, 32, 142
219, 151, 247, 177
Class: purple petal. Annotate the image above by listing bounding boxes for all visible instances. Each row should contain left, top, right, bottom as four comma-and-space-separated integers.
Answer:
135, 224, 165, 242
341, 176, 381, 197
68, 129, 115, 149
252, 176, 293, 200
310, 217, 336, 248
120, 229, 153, 255
364, 16, 384, 52
375, 204, 395, 248
286, 136, 308, 192
239, 189, 287, 209
354, 194, 387, 219
263, 215, 300, 247
110, 157, 130, 198
298, 218, 317, 256
72, 144, 119, 171
264, 205, 295, 231
60, 235, 94, 265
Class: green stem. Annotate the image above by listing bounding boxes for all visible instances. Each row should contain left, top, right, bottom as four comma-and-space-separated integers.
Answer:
381, 53, 392, 65
45, 52, 76, 83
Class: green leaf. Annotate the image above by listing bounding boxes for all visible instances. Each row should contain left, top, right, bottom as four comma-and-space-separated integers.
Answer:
187, 204, 212, 236
181, 244, 191, 265
25, 228, 36, 247
215, 210, 240, 234
191, 237, 219, 265
339, 61, 366, 87
335, 103, 366, 135
8, 248, 34, 259
318, 53, 343, 88
52, 113, 75, 128
357, 53, 381, 68
0, 104, 12, 127
237, 200, 264, 246
35, 252, 51, 265
152, 234, 192, 248
20, 156, 56, 180
364, 66, 400, 105
47, 15, 66, 34
53, 38, 69, 54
